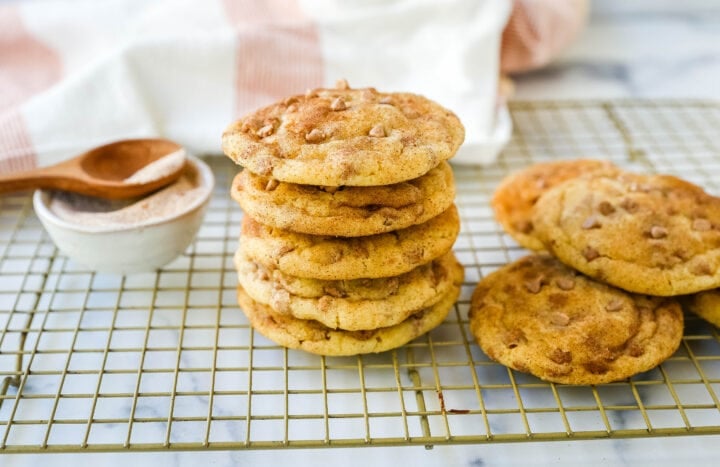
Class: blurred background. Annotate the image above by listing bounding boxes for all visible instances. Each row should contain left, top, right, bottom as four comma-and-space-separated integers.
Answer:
512, 0, 720, 100
1, 0, 718, 171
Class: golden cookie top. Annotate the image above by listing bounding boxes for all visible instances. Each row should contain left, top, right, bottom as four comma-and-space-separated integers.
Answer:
491, 159, 620, 251
222, 80, 464, 186
469, 254, 683, 385
532, 172, 720, 295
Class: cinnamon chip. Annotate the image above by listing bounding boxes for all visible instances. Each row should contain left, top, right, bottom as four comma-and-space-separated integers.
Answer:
584, 361, 609, 375
549, 312, 570, 326
628, 343, 645, 358
524, 275, 544, 294
276, 245, 294, 257
271, 289, 291, 313
335, 78, 350, 90
264, 178, 279, 191
620, 198, 639, 213
555, 277, 575, 291
549, 348, 572, 364
693, 218, 712, 232
256, 124, 274, 138
692, 261, 712, 276
361, 89, 376, 101
629, 182, 652, 193
582, 215, 601, 230
368, 124, 386, 137
319, 185, 339, 194
605, 298, 624, 312
650, 225, 668, 239
598, 201, 616, 215
324, 286, 346, 298
582, 246, 600, 261
330, 97, 347, 111
317, 295, 332, 312
513, 220, 533, 234
305, 128, 326, 143
502, 329, 527, 349
255, 158, 273, 176
316, 248, 343, 265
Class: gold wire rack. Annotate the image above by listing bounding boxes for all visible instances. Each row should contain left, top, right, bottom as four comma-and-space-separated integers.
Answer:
2, 100, 720, 453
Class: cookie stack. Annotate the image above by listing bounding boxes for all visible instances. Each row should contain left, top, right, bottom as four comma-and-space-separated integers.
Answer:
222, 81, 465, 356
469, 159, 720, 384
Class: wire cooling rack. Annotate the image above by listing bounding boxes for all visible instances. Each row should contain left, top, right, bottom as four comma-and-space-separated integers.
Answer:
2, 100, 720, 453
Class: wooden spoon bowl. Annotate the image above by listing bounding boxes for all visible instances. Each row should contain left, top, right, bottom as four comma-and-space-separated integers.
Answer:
0, 138, 186, 199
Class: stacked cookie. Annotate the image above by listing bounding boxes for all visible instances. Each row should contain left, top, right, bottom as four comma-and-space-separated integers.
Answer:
222, 81, 465, 356
468, 159, 720, 384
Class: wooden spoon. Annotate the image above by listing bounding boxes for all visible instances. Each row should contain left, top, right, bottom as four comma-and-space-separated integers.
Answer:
0, 138, 186, 200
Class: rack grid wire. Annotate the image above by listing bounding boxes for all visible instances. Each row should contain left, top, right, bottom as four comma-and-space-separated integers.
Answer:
2, 100, 720, 453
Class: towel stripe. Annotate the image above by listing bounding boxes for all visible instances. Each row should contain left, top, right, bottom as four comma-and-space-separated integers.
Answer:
0, 6, 62, 171
222, 0, 324, 117
0, 111, 35, 173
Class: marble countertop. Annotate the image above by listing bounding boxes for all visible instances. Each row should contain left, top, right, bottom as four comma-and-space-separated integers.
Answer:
513, 0, 720, 101
5, 1, 720, 466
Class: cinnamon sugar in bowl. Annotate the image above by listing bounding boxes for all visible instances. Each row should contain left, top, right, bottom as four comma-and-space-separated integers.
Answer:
33, 154, 214, 274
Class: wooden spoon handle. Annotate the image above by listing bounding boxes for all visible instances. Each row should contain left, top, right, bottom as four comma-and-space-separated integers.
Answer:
0, 140, 185, 199
0, 168, 63, 194
0, 158, 88, 195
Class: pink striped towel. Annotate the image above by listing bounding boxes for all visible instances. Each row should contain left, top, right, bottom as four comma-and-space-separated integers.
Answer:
0, 0, 585, 171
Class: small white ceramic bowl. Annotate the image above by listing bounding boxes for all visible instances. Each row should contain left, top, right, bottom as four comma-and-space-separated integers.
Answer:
33, 154, 214, 274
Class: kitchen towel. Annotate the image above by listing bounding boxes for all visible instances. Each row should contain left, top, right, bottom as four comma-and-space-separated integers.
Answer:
1, 0, 514, 172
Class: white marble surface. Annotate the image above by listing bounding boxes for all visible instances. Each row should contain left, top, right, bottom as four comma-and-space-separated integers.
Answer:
5, 1, 720, 466
4, 435, 719, 466
513, 0, 720, 101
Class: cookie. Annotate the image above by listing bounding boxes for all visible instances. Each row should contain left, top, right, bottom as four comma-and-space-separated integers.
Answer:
222, 82, 465, 186
231, 161, 455, 237
239, 205, 460, 280
684, 289, 720, 327
469, 254, 684, 385
235, 249, 463, 331
492, 159, 620, 250
532, 172, 720, 296
237, 278, 460, 356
